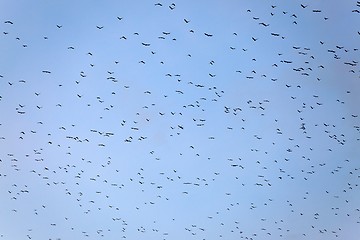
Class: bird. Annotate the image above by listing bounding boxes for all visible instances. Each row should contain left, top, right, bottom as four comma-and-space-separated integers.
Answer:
0, 2, 359, 240
169, 3, 175, 10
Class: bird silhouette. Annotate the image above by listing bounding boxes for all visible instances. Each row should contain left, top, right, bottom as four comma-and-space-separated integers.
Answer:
0, 2, 359, 240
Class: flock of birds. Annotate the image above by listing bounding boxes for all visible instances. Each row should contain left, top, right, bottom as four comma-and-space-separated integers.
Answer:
0, 1, 360, 239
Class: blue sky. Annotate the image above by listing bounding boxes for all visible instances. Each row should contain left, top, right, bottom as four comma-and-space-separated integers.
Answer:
0, 0, 360, 239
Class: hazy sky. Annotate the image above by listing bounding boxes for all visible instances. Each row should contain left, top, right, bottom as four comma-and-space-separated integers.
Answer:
0, 1, 359, 239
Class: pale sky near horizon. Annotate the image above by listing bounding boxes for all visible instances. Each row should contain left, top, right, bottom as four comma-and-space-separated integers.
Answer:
0, 1, 360, 239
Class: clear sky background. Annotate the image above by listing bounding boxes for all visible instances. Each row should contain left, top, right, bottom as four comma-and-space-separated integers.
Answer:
0, 0, 359, 239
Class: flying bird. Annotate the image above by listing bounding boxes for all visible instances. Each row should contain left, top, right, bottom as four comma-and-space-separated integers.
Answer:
169, 3, 175, 10
1, 2, 359, 240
